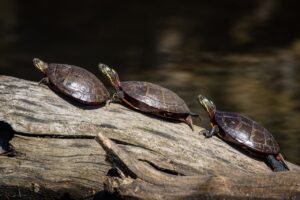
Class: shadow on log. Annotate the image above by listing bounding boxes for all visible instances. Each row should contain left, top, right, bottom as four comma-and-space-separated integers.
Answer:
0, 75, 299, 199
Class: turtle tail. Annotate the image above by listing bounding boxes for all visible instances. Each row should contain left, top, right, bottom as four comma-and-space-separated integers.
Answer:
185, 115, 194, 131
267, 154, 289, 172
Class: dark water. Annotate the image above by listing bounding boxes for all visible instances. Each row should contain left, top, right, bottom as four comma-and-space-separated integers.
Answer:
0, 1, 299, 164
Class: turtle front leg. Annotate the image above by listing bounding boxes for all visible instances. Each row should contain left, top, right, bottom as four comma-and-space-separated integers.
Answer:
203, 124, 219, 138
106, 92, 123, 105
38, 77, 49, 85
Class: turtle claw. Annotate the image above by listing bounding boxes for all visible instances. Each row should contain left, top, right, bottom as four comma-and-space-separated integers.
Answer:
200, 129, 210, 137
203, 125, 219, 138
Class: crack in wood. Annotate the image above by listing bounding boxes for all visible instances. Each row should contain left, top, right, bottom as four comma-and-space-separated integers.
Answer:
15, 132, 95, 139
138, 159, 185, 176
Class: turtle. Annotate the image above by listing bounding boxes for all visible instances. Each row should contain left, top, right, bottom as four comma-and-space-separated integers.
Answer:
197, 94, 289, 172
98, 63, 196, 130
33, 58, 110, 105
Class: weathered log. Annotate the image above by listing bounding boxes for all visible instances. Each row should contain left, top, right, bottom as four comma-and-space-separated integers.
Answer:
0, 75, 299, 199
96, 132, 300, 200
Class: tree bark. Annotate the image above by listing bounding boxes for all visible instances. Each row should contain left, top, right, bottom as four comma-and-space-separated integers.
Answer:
0, 75, 299, 199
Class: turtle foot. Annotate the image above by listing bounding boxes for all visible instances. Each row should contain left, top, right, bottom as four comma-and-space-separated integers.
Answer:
267, 155, 288, 172
38, 77, 49, 85
200, 129, 210, 137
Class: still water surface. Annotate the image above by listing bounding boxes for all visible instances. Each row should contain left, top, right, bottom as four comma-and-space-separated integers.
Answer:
0, 1, 299, 164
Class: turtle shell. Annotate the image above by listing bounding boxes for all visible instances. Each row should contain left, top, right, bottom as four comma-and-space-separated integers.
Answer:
120, 81, 190, 115
46, 63, 109, 104
215, 111, 280, 154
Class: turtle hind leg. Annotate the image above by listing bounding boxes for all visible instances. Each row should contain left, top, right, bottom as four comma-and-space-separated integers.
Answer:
267, 154, 288, 172
184, 115, 194, 131
276, 153, 289, 170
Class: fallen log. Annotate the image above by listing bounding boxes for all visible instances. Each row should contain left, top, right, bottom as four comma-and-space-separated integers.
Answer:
0, 75, 299, 199
96, 132, 300, 200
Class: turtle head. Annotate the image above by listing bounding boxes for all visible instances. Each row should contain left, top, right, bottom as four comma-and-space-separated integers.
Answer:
197, 94, 216, 119
98, 63, 121, 91
33, 58, 48, 74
